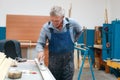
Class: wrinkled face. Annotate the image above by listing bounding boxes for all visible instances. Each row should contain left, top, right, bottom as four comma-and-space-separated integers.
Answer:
50, 16, 64, 28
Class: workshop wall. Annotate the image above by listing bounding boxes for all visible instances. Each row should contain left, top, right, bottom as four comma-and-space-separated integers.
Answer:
0, 0, 120, 29
110, 0, 120, 20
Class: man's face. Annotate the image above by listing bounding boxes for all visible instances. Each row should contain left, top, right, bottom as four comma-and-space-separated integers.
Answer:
50, 16, 64, 28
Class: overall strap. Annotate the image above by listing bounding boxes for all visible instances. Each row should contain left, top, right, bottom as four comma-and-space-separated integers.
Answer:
65, 18, 70, 30
65, 17, 69, 22
48, 21, 54, 33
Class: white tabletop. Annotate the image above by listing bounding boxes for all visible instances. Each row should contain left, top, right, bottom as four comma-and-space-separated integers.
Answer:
5, 60, 45, 80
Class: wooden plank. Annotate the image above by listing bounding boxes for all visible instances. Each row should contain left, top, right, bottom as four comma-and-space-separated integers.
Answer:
0, 53, 6, 65
118, 78, 120, 80
0, 58, 13, 80
6, 14, 50, 43
107, 60, 120, 69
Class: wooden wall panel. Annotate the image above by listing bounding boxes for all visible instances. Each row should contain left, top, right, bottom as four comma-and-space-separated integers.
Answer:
6, 15, 50, 42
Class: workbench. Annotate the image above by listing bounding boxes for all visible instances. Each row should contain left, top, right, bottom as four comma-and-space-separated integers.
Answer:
5, 59, 55, 80
5, 60, 42, 80
0, 52, 55, 80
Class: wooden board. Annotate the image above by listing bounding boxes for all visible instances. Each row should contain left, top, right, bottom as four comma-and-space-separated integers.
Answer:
0, 53, 13, 80
107, 60, 120, 69
6, 14, 50, 43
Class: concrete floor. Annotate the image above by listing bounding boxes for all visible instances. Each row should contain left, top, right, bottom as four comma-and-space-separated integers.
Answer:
73, 68, 117, 80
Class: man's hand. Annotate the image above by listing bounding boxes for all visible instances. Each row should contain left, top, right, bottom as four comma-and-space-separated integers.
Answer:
37, 52, 45, 62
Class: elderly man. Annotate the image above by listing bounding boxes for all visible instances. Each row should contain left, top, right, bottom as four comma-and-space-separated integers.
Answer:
36, 6, 82, 80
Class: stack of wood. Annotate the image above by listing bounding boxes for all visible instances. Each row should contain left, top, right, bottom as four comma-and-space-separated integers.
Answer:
0, 52, 13, 80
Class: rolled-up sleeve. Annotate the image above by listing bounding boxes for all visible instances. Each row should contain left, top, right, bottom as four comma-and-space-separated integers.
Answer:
74, 22, 82, 42
36, 25, 47, 53
70, 19, 82, 42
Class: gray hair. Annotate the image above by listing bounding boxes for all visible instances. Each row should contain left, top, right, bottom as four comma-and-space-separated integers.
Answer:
50, 6, 65, 16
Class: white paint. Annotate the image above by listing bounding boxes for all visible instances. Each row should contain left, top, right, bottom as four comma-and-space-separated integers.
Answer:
0, 0, 120, 29
110, 0, 120, 21
71, 0, 111, 29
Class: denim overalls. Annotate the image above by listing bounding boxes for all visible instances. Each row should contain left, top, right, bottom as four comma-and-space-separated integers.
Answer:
48, 23, 74, 80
